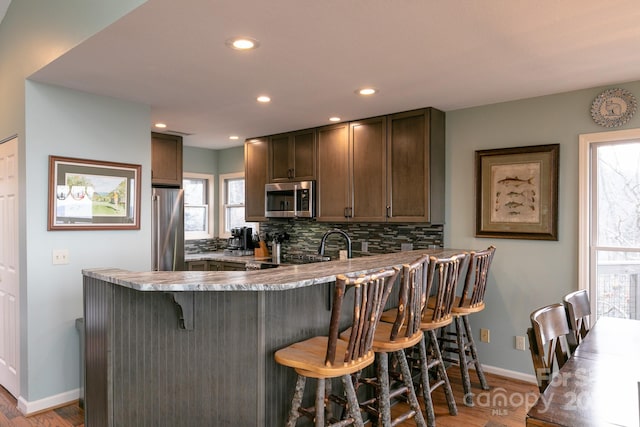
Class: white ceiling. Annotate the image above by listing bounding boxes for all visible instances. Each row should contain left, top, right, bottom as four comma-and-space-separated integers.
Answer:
30, 0, 640, 149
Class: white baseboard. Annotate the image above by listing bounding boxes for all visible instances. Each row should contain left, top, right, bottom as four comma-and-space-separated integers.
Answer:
17, 388, 80, 415
476, 363, 537, 385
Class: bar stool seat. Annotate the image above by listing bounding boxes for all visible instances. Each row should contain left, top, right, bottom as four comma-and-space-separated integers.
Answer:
275, 268, 400, 427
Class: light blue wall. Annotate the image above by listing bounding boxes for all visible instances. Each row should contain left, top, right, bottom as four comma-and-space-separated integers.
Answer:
0, 0, 148, 407
445, 81, 640, 375
25, 82, 151, 400
218, 146, 244, 174
184, 145, 243, 237
183, 146, 218, 175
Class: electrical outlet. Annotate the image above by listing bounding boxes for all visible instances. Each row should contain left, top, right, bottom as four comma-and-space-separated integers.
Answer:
52, 249, 69, 265
515, 335, 526, 351
401, 243, 413, 251
480, 328, 490, 343
361, 241, 368, 253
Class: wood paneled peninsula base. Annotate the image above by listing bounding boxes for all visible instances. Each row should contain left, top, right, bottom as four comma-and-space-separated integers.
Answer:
82, 249, 466, 427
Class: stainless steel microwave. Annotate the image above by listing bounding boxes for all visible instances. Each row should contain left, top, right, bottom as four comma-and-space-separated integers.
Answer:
265, 181, 314, 218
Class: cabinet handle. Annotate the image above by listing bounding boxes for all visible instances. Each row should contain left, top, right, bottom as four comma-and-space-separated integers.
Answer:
386, 206, 391, 217
344, 207, 348, 218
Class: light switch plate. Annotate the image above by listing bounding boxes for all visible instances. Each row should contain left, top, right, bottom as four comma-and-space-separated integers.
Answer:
52, 249, 69, 265
401, 243, 413, 251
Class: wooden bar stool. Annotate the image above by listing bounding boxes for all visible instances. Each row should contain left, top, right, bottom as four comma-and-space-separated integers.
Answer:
274, 267, 400, 427
340, 255, 430, 426
382, 253, 466, 427
527, 303, 571, 393
562, 289, 591, 352
438, 246, 495, 406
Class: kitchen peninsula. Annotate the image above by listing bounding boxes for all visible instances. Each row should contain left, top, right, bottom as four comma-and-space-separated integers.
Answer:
82, 249, 464, 427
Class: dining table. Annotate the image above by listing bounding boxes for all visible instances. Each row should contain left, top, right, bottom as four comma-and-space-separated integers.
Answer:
526, 316, 640, 426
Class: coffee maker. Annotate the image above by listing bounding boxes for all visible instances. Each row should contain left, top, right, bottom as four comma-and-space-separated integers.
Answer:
227, 227, 254, 254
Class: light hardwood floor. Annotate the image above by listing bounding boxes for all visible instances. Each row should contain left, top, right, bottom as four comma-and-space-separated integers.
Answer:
393, 367, 538, 427
0, 367, 536, 426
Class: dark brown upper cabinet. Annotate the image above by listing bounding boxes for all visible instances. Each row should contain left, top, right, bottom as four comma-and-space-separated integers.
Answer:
151, 132, 183, 187
316, 117, 387, 222
386, 108, 445, 224
244, 138, 268, 222
317, 108, 445, 224
269, 129, 316, 182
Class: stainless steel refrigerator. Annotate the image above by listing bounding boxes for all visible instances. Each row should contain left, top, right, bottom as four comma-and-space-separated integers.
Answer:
152, 187, 185, 271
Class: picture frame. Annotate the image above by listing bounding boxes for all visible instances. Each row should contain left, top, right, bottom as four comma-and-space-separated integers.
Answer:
48, 155, 141, 230
475, 144, 559, 240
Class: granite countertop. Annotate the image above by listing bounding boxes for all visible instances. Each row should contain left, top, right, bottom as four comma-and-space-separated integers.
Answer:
185, 252, 270, 264
83, 249, 467, 292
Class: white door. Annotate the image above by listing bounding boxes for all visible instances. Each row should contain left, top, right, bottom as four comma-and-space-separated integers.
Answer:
0, 136, 19, 397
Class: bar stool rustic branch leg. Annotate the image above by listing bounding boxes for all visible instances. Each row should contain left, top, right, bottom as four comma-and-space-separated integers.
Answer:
454, 316, 474, 406
463, 315, 489, 390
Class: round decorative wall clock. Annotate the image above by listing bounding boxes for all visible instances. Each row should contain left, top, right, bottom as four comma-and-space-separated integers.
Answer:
591, 88, 637, 127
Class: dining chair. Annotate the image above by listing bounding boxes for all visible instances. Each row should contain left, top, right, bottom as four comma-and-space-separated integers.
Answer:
562, 289, 591, 352
340, 255, 429, 426
528, 303, 571, 393
274, 267, 400, 427
439, 246, 495, 406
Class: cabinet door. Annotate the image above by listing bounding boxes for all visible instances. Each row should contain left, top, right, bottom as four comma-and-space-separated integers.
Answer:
316, 123, 350, 221
291, 129, 315, 180
350, 117, 387, 222
245, 139, 268, 221
269, 134, 291, 181
151, 132, 183, 187
387, 109, 428, 222
187, 261, 208, 271
387, 108, 445, 223
220, 261, 245, 271
269, 129, 316, 182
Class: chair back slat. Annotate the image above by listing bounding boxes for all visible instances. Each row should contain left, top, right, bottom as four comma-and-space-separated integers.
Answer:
390, 255, 430, 341
459, 246, 496, 308
529, 303, 571, 392
328, 267, 400, 367
563, 289, 591, 347
425, 253, 466, 323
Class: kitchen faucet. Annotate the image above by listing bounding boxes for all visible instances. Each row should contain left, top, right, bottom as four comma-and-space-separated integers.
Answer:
318, 229, 352, 259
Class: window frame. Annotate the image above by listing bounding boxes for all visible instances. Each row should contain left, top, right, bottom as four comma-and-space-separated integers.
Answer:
218, 172, 258, 238
578, 128, 640, 320
183, 172, 215, 240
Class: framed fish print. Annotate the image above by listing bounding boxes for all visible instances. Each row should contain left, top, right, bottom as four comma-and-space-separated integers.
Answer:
475, 144, 559, 240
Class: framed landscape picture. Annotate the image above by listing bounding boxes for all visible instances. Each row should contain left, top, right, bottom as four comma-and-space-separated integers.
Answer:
475, 144, 559, 240
48, 156, 141, 230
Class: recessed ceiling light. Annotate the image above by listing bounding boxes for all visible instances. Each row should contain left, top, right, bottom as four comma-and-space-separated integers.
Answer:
257, 95, 271, 103
329, 117, 341, 122
226, 37, 260, 50
154, 123, 167, 128
229, 135, 239, 140
356, 87, 378, 96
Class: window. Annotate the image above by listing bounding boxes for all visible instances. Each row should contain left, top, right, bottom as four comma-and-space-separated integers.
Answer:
219, 172, 258, 238
579, 129, 640, 321
183, 173, 214, 240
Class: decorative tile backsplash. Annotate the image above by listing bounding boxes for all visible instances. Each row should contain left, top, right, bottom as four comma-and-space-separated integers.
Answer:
186, 220, 444, 258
